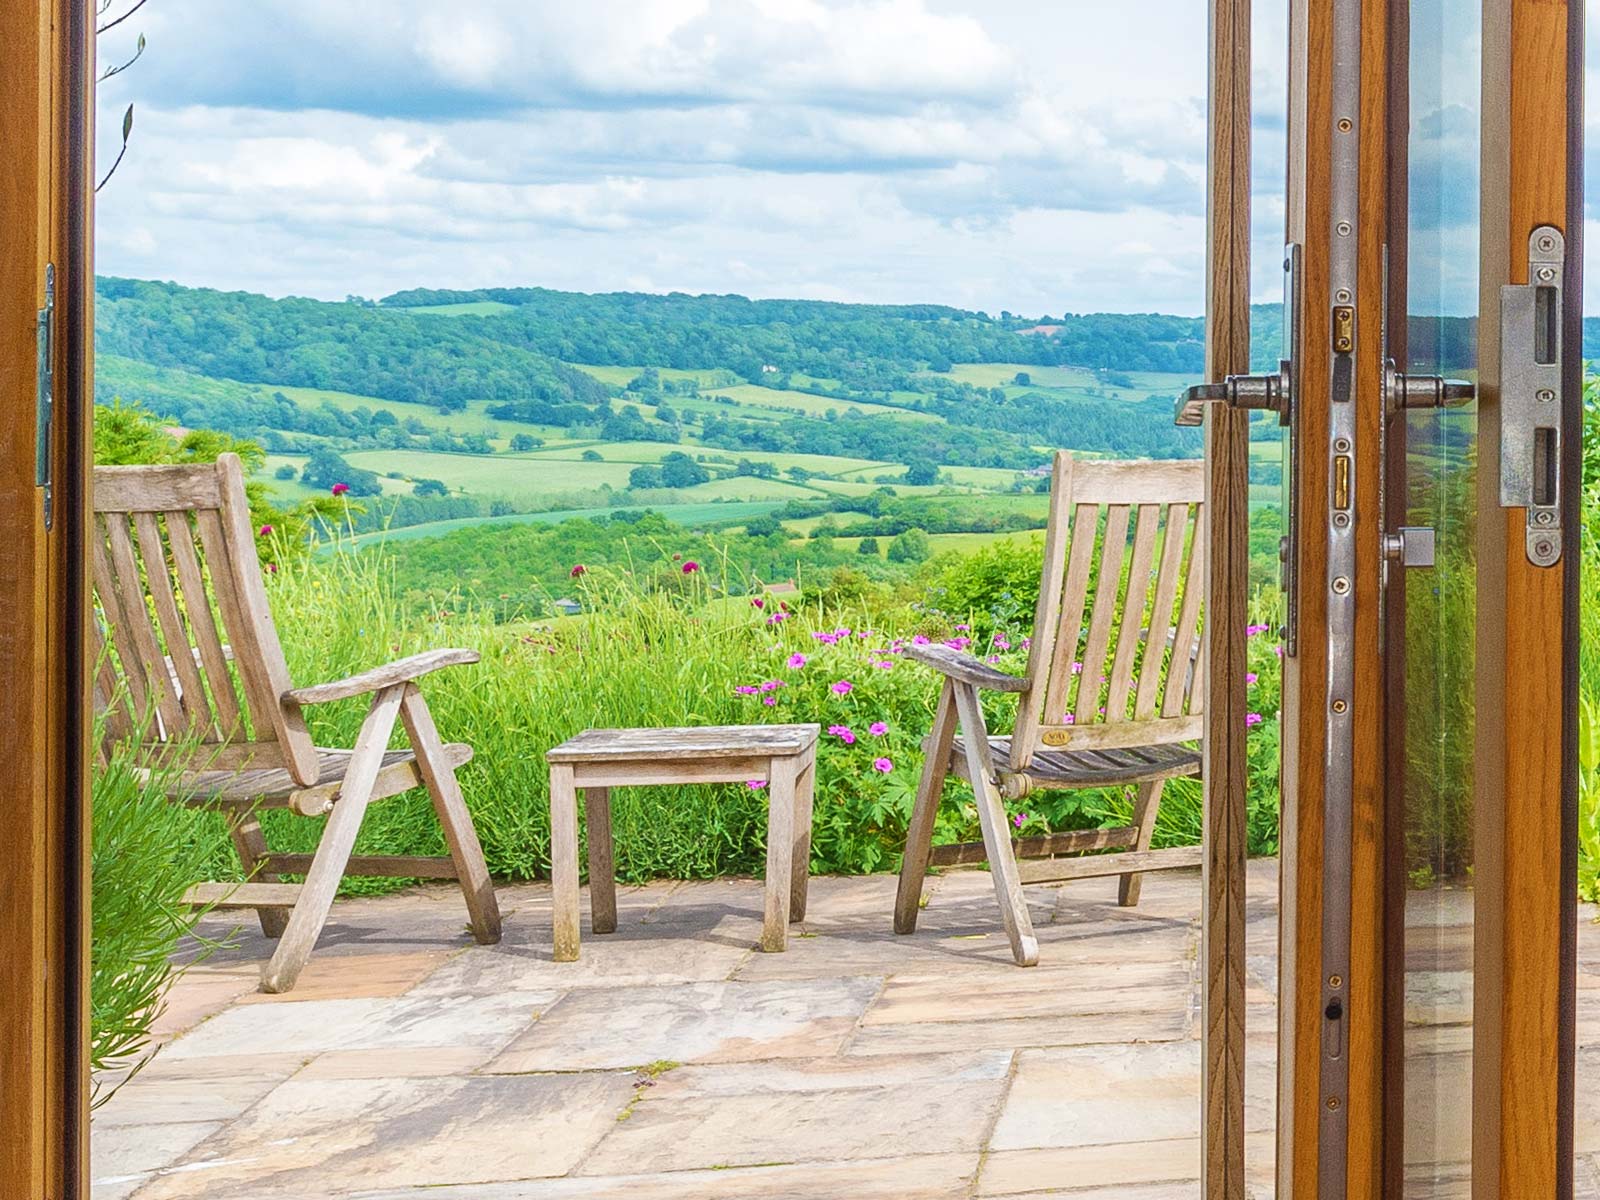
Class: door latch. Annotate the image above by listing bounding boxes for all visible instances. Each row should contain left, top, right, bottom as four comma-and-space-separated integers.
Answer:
1500, 226, 1564, 567
1383, 362, 1474, 414
36, 263, 54, 530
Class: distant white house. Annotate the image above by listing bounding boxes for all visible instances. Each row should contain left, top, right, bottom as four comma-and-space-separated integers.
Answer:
760, 364, 779, 373
553, 598, 582, 617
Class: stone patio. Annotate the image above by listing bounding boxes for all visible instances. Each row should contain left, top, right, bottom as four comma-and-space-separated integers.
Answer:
90, 859, 1600, 1199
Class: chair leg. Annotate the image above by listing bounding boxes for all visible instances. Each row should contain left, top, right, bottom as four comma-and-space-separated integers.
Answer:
951, 683, 1039, 967
1118, 779, 1167, 907
789, 753, 816, 923
261, 685, 404, 993
227, 809, 288, 939
584, 787, 617, 935
399, 685, 502, 944
895, 679, 958, 935
760, 754, 798, 952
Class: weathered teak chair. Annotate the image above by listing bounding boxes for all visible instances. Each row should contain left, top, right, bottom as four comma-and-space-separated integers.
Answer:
897, 452, 1206, 966
92, 453, 502, 992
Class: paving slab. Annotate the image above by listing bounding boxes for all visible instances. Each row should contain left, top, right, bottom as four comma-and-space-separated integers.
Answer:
130, 1073, 637, 1199
487, 977, 882, 1072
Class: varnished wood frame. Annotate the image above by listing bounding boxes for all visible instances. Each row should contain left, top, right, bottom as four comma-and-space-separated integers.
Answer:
1278, 0, 1392, 1193
1201, 0, 1251, 1196
0, 0, 94, 1196
1474, 1, 1582, 1196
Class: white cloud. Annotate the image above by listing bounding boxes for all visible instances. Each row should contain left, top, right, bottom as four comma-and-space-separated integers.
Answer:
95, 0, 1295, 315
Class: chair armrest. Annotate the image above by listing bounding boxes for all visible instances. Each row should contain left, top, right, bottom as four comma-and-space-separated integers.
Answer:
284, 649, 480, 706
904, 642, 1028, 693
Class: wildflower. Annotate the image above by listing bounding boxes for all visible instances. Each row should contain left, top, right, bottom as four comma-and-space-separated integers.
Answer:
258, 523, 274, 536
872, 757, 893, 773
828, 724, 857, 745
875, 660, 893, 671
747, 780, 766, 790
1273, 645, 1285, 659
1013, 812, 1027, 828
869, 721, 888, 736
682, 560, 700, 574
767, 611, 789, 625
751, 597, 765, 609
265, 562, 278, 574
1062, 713, 1075, 724
570, 564, 587, 578
1246, 712, 1264, 728
762, 696, 777, 706
1246, 623, 1271, 637
1071, 661, 1083, 675
759, 679, 785, 692
831, 680, 853, 695
946, 636, 972, 651
734, 685, 760, 696
911, 634, 931, 646
787, 652, 807, 669
812, 631, 838, 644
988, 655, 1002, 664
1020, 636, 1032, 649
993, 635, 1011, 651
331, 482, 350, 496
835, 626, 853, 638
1246, 672, 1259, 684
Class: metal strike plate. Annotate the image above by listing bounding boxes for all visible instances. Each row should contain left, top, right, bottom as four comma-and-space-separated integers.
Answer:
36, 263, 54, 530
1500, 226, 1563, 567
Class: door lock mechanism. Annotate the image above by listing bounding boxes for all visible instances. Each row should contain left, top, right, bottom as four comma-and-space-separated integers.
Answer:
1175, 359, 1292, 427
1382, 526, 1435, 569
1383, 362, 1474, 415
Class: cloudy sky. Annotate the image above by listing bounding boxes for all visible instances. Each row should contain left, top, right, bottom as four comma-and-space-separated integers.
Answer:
93, 1, 1295, 317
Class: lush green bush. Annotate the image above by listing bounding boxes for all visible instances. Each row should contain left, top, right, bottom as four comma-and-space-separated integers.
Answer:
90, 730, 228, 1104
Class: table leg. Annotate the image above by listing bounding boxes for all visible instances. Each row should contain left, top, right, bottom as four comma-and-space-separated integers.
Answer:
550, 763, 581, 962
761, 755, 797, 952
789, 752, 816, 922
585, 786, 617, 934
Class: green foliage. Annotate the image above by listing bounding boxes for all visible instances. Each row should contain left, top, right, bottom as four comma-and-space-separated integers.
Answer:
413, 478, 449, 498
857, 537, 881, 556
302, 447, 382, 496
90, 726, 229, 1104
886, 527, 932, 563
904, 461, 939, 486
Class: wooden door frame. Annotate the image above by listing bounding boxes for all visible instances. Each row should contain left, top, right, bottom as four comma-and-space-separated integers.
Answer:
1474, 0, 1582, 1195
0, 0, 95, 1196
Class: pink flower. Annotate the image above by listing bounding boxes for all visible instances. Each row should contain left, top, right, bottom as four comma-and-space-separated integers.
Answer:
747, 780, 766, 790
911, 634, 930, 646
762, 696, 777, 706
1246, 623, 1271, 637
331, 482, 350, 496
1246, 672, 1259, 684
1246, 712, 1264, 728
831, 680, 853, 695
946, 636, 972, 651
682, 560, 700, 574
1071, 661, 1083, 675
787, 652, 807, 669
759, 679, 784, 692
1273, 645, 1284, 658
570, 564, 587, 577
872, 757, 893, 773
751, 597, 765, 609
1020, 636, 1032, 649
828, 724, 856, 745
734, 685, 760, 696
258, 524, 274, 536
1063, 713, 1075, 724
993, 636, 1011, 651
767, 611, 789, 625
1013, 812, 1027, 828
869, 721, 888, 736
265, 562, 278, 574
955, 623, 970, 632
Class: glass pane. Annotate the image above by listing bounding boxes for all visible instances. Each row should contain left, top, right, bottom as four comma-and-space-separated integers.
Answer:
1402, 0, 1481, 1192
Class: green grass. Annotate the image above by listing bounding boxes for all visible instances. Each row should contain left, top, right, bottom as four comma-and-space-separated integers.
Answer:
703, 385, 939, 423
568, 364, 732, 388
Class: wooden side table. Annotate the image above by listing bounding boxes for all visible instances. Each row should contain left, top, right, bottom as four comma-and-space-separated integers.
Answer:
545, 724, 820, 960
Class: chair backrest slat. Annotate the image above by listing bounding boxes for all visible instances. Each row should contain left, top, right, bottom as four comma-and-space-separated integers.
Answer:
163, 509, 244, 739
1013, 452, 1205, 769
92, 454, 318, 783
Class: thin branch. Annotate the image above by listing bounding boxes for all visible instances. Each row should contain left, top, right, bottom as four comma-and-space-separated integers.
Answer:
99, 33, 145, 83
97, 0, 148, 35
96, 104, 134, 193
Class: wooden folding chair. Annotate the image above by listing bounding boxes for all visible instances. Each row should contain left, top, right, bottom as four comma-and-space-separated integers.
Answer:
896, 452, 1206, 966
92, 453, 502, 992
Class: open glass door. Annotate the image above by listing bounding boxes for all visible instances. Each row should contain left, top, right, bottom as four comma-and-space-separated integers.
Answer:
1255, 0, 1581, 1195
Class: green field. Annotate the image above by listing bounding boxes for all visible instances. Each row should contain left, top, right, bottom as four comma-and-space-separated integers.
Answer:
569, 364, 734, 389
393, 301, 518, 317
352, 500, 788, 546
344, 449, 635, 498
703, 384, 938, 422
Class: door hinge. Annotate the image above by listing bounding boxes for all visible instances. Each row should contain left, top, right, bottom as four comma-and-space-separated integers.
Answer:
1500, 226, 1564, 567
36, 263, 55, 530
